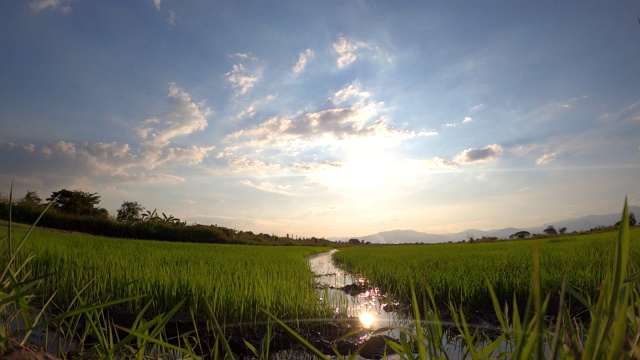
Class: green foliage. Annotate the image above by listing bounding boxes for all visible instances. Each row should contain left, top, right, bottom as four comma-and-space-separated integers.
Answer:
46, 188, 108, 218
0, 199, 333, 246
19, 190, 41, 205
544, 225, 558, 236
116, 201, 145, 222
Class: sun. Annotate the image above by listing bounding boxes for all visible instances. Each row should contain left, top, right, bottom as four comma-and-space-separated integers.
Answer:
323, 137, 402, 193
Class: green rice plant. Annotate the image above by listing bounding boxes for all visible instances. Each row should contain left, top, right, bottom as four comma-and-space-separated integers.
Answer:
333, 224, 640, 314
265, 199, 640, 359
5, 177, 640, 359
0, 225, 332, 328
0, 184, 149, 358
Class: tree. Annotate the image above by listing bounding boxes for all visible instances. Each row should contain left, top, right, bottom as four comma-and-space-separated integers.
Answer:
615, 212, 636, 227
20, 190, 42, 204
141, 209, 160, 222
116, 201, 145, 222
46, 189, 107, 217
509, 231, 531, 239
543, 225, 558, 236
466, 233, 475, 243
558, 227, 567, 235
161, 212, 183, 225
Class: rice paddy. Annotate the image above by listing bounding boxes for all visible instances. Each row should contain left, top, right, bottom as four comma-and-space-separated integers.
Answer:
0, 226, 332, 325
3, 211, 640, 358
332, 228, 640, 312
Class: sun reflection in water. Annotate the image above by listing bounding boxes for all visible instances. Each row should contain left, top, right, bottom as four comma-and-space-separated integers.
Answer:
359, 312, 375, 328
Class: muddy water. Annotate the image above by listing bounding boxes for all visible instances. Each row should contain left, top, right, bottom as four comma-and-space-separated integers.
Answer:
308, 249, 409, 331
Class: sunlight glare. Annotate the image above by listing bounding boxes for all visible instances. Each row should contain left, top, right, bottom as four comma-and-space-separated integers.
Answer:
359, 311, 375, 328
323, 137, 404, 193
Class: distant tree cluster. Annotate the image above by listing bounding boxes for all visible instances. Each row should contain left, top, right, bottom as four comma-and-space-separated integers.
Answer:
46, 189, 108, 218
509, 231, 531, 239
0, 188, 334, 247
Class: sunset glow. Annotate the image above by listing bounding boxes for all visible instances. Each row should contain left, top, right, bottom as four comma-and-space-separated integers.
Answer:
1, 2, 639, 239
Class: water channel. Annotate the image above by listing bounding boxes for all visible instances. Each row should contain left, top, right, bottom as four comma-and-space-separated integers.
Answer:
307, 249, 500, 359
308, 249, 409, 331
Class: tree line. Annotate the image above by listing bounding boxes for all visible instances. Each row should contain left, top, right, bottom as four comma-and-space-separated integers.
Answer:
0, 189, 333, 247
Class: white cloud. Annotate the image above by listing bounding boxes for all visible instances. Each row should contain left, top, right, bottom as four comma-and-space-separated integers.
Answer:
333, 36, 358, 69
164, 145, 216, 165
470, 104, 484, 112
292, 49, 314, 74
212, 153, 280, 174
294, 161, 343, 172
422, 157, 458, 170
53, 140, 76, 155
332, 35, 392, 70
228, 102, 398, 143
79, 142, 136, 176
0, 85, 217, 187
117, 172, 185, 185
599, 99, 640, 123
535, 152, 557, 165
168, 10, 176, 26
23, 144, 36, 153
137, 83, 211, 150
81, 142, 132, 159
519, 95, 587, 124
220, 84, 437, 178
332, 84, 370, 104
453, 144, 503, 164
30, 0, 71, 13
225, 63, 261, 96
417, 130, 438, 136
230, 53, 255, 60
241, 179, 290, 195
153, 0, 161, 11
236, 105, 255, 120
446, 116, 472, 127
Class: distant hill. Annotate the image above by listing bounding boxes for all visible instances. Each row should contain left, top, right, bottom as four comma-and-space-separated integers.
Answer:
331, 206, 639, 244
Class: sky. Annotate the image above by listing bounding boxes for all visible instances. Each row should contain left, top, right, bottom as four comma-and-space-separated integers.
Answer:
1, 1, 639, 238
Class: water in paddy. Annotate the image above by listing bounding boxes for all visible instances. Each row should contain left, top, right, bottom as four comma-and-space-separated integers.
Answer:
308, 249, 507, 359
308, 249, 408, 330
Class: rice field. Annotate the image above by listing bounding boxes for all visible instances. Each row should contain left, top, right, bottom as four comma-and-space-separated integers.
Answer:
3, 215, 640, 358
333, 228, 640, 311
0, 226, 332, 325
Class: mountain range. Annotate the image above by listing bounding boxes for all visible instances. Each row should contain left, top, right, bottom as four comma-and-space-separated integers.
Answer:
332, 206, 639, 244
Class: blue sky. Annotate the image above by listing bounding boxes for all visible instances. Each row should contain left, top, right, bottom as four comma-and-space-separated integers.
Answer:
1, 1, 639, 238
